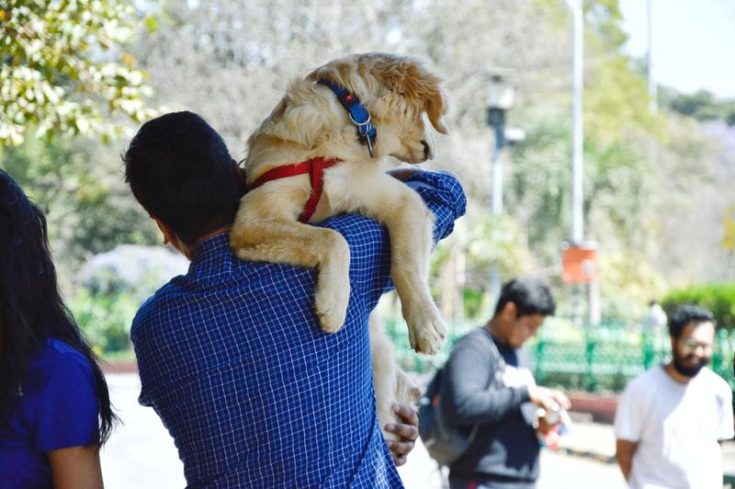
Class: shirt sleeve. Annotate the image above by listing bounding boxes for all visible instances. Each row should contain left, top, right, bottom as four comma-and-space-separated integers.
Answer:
402, 170, 467, 244
613, 380, 643, 442
33, 355, 100, 452
442, 334, 530, 426
717, 382, 734, 441
322, 170, 466, 308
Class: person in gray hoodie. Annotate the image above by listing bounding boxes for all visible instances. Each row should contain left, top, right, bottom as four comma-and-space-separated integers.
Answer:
441, 277, 570, 489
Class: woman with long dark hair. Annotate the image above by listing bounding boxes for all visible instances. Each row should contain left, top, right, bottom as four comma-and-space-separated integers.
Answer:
0, 170, 116, 488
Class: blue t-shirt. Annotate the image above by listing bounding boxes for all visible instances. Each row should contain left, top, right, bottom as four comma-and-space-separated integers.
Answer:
0, 338, 99, 489
131, 171, 466, 488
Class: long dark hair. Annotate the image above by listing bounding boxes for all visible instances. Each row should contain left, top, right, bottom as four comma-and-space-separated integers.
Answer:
0, 170, 116, 443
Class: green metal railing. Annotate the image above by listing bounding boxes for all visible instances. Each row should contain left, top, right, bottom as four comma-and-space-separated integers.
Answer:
385, 319, 735, 393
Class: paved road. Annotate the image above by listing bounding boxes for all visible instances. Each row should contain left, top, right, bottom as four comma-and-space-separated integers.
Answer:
101, 373, 631, 489
101, 374, 184, 488
397, 426, 627, 489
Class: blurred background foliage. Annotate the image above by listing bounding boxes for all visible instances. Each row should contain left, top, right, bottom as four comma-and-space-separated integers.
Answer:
1, 0, 734, 365
0, 0, 155, 145
662, 283, 735, 329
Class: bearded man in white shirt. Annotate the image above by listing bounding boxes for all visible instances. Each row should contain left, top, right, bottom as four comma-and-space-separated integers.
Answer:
614, 305, 734, 489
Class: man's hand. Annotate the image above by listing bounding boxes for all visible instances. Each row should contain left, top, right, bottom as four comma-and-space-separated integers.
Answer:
386, 168, 419, 182
528, 385, 571, 413
384, 403, 419, 466
537, 415, 557, 436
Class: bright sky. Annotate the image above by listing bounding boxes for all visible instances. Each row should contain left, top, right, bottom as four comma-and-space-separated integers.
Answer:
618, 0, 735, 99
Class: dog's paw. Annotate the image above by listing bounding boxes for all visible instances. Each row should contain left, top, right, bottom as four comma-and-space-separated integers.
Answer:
314, 282, 350, 333
405, 304, 446, 355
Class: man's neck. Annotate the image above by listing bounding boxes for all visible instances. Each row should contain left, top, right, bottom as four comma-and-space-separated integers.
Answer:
664, 362, 694, 384
184, 226, 230, 260
485, 318, 506, 344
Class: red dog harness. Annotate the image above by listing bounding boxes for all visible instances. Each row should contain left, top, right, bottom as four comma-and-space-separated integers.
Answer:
248, 157, 342, 223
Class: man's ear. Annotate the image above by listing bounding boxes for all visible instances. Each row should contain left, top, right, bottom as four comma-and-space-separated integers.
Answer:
153, 217, 175, 246
151, 216, 194, 260
501, 302, 518, 322
232, 159, 248, 196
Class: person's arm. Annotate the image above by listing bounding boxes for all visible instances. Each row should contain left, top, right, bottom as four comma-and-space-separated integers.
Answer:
36, 355, 104, 488
717, 382, 734, 442
615, 439, 638, 482
383, 403, 419, 467
48, 445, 104, 489
527, 385, 571, 413
613, 381, 643, 482
401, 170, 466, 245
442, 336, 528, 425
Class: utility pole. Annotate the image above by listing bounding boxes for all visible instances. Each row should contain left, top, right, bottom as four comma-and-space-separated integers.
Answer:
564, 0, 600, 326
647, 0, 657, 114
570, 0, 584, 245
487, 73, 515, 302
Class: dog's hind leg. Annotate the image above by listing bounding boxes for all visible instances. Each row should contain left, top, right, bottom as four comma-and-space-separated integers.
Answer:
370, 313, 400, 442
370, 313, 420, 442
231, 193, 351, 333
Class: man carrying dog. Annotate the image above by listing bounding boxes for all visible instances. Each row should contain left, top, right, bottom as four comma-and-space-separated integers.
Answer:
614, 305, 733, 489
123, 111, 466, 488
439, 277, 570, 489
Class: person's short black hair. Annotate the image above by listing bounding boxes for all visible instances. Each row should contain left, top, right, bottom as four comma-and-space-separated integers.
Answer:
493, 277, 556, 318
668, 305, 715, 339
122, 111, 242, 246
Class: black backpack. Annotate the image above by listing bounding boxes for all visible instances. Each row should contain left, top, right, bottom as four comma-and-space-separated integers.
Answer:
418, 330, 504, 466
417, 367, 479, 466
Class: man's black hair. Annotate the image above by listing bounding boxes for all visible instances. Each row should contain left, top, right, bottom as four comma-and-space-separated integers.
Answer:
493, 277, 556, 318
668, 305, 715, 339
122, 111, 242, 246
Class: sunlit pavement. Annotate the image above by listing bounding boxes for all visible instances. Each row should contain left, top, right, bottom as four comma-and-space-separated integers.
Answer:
101, 374, 185, 489
101, 373, 729, 489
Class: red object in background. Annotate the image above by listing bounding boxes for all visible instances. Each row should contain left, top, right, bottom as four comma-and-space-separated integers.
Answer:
562, 244, 597, 284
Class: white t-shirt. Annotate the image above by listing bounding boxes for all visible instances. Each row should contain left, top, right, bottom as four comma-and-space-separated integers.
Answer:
614, 365, 734, 489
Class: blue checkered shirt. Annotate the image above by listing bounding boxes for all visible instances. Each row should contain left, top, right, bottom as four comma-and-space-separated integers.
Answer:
131, 171, 466, 488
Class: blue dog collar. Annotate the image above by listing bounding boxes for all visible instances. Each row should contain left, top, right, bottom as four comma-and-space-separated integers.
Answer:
317, 79, 377, 157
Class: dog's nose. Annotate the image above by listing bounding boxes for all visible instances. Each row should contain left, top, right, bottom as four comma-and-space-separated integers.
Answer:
421, 140, 432, 160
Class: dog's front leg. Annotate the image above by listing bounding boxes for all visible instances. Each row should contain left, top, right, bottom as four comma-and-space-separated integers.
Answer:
386, 191, 446, 354
230, 191, 351, 333
352, 174, 447, 354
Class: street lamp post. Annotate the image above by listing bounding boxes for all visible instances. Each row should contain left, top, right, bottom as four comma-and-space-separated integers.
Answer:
569, 0, 584, 245
564, 0, 600, 326
487, 73, 515, 300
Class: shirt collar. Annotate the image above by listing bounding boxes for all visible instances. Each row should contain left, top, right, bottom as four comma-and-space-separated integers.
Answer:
188, 232, 234, 277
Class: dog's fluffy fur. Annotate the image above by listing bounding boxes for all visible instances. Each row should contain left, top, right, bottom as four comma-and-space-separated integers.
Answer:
231, 53, 448, 438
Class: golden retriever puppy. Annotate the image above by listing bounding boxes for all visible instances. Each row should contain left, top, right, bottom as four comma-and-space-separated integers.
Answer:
230, 52, 447, 436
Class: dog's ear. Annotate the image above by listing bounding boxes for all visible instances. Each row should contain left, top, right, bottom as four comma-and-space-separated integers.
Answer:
424, 85, 448, 135
368, 55, 448, 135
405, 64, 448, 135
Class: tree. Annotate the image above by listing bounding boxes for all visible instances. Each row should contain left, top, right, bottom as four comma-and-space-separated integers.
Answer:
1, 136, 160, 282
0, 0, 154, 146
723, 205, 735, 252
